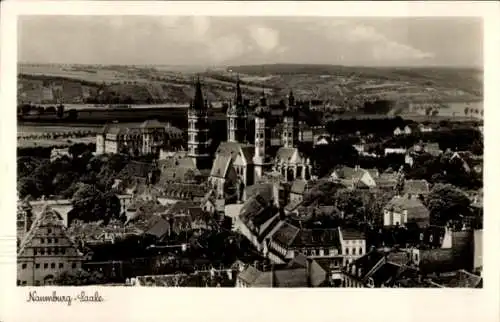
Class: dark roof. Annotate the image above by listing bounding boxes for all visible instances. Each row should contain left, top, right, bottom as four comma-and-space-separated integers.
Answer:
244, 183, 274, 204
272, 224, 342, 249
144, 216, 170, 239
351, 250, 385, 280
340, 228, 365, 241
385, 196, 430, 227
428, 270, 482, 288
404, 179, 430, 195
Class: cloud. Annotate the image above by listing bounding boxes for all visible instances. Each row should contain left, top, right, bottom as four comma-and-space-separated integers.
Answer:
248, 25, 284, 54
206, 35, 245, 63
319, 20, 434, 63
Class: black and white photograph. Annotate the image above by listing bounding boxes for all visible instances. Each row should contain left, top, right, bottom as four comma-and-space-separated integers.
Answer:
14, 14, 484, 289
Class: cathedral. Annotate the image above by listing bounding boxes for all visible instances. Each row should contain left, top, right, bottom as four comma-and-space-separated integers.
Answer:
206, 76, 312, 201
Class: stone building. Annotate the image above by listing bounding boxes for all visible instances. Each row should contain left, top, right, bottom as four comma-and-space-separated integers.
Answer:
17, 205, 85, 286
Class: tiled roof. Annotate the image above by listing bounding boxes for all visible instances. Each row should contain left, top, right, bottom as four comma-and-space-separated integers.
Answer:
238, 265, 262, 285
273, 224, 342, 249
290, 180, 307, 195
144, 216, 171, 239
429, 270, 482, 288
210, 154, 232, 178
340, 228, 365, 241
272, 221, 301, 247
244, 183, 274, 205
140, 119, 164, 129
331, 166, 366, 181
385, 196, 430, 227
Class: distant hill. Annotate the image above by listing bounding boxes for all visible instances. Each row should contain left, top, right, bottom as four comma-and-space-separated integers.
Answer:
17, 63, 483, 106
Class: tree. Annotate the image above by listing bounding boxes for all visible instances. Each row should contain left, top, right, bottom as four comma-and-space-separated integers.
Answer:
54, 269, 107, 286
71, 184, 121, 224
424, 183, 471, 226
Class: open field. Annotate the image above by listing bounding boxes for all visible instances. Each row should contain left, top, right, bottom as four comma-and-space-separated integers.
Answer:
18, 63, 482, 109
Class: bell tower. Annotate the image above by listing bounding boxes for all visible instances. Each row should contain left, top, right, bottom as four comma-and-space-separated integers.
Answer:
282, 90, 298, 148
253, 90, 271, 181
227, 76, 248, 143
187, 76, 211, 169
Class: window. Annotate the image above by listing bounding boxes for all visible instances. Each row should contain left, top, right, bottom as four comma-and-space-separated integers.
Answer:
359, 247, 363, 255
72, 263, 77, 269
345, 248, 349, 255
59, 263, 63, 269
35, 264, 40, 269
34, 248, 38, 255
21, 264, 27, 269
51, 263, 55, 269
40, 249, 45, 255
47, 248, 52, 255
22, 281, 27, 286
44, 263, 48, 269
324, 248, 330, 256
40, 238, 45, 244
48, 228, 52, 234
47, 238, 52, 244
54, 238, 58, 243
353, 248, 357, 255
17, 280, 20, 286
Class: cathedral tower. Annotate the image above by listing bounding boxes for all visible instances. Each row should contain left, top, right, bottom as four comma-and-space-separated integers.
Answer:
187, 76, 211, 169
253, 90, 272, 181
227, 76, 248, 143
282, 90, 299, 148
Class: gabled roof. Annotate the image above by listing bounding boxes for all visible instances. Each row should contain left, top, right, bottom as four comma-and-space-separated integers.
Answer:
210, 154, 233, 178
404, 179, 430, 195
140, 119, 164, 129
244, 183, 274, 204
238, 265, 262, 285
275, 147, 297, 163
18, 205, 83, 258
384, 196, 430, 226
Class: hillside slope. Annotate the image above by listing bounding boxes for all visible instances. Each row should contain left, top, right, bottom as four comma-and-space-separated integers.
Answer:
18, 63, 483, 105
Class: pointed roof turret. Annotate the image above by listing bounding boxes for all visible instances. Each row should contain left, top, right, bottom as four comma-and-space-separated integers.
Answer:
192, 75, 206, 111
288, 89, 295, 107
259, 87, 267, 107
234, 74, 243, 106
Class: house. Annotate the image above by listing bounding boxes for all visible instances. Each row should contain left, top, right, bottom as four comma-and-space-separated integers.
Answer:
418, 123, 437, 133
236, 194, 281, 253
449, 151, 483, 174
426, 269, 482, 288
405, 142, 443, 166
394, 124, 419, 136
235, 254, 328, 287
289, 179, 309, 204
50, 148, 71, 162
383, 196, 430, 228
329, 166, 379, 189
384, 147, 407, 155
17, 205, 86, 286
131, 269, 237, 287
403, 179, 430, 199
96, 120, 182, 156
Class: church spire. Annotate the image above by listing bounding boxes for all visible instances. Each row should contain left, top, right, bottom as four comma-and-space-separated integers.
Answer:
288, 89, 295, 107
193, 75, 205, 110
234, 74, 243, 106
260, 87, 267, 107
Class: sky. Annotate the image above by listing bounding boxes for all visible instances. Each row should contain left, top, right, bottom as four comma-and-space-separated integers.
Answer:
18, 16, 483, 68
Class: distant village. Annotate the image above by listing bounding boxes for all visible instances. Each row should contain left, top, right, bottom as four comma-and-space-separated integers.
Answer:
17, 76, 483, 288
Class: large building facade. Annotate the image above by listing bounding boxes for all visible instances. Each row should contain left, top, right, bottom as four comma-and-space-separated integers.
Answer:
96, 120, 183, 157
